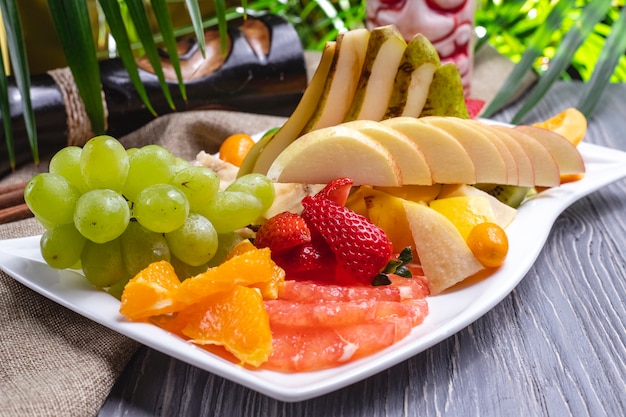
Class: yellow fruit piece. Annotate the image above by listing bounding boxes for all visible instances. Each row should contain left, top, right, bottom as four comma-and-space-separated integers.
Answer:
363, 188, 415, 254
219, 133, 255, 167
429, 196, 496, 240
119, 260, 182, 320
466, 222, 509, 268
533, 107, 587, 146
176, 247, 284, 305
180, 285, 273, 367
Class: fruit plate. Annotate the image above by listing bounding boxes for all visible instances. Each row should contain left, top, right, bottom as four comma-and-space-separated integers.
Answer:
2, 141, 626, 402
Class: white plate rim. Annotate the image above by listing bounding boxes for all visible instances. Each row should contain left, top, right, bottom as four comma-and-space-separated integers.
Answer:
1, 141, 626, 402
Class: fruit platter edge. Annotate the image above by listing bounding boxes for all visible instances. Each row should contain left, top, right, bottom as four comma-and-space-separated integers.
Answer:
2, 141, 626, 402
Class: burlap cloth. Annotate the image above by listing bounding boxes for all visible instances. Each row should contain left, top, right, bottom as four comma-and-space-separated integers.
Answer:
0, 46, 532, 416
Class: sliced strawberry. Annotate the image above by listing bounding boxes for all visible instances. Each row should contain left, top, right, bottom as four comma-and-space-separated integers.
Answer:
272, 239, 336, 281
314, 177, 353, 206
255, 211, 311, 254
301, 196, 393, 285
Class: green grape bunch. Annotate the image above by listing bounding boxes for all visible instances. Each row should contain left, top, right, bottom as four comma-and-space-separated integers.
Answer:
24, 135, 275, 296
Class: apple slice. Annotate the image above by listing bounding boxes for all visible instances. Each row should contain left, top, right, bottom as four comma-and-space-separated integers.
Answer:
344, 25, 407, 121
243, 41, 338, 176
342, 120, 432, 185
466, 120, 535, 187
381, 117, 476, 184
300, 28, 371, 133
266, 125, 402, 186
403, 200, 484, 295
515, 125, 585, 175
384, 34, 440, 118
489, 125, 561, 187
421, 116, 510, 184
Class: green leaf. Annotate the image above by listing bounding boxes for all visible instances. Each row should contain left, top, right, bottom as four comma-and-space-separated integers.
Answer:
0, 45, 15, 170
480, 0, 577, 119
185, 0, 206, 57
125, 0, 175, 110
0, 0, 38, 165
214, 0, 228, 55
97, 0, 157, 116
577, 5, 626, 117
151, 0, 187, 101
511, 0, 613, 124
48, 0, 106, 136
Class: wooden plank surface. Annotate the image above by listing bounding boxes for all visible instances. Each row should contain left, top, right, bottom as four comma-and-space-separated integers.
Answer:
98, 82, 626, 417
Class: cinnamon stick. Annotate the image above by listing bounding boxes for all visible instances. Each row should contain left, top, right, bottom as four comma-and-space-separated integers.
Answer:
0, 203, 33, 224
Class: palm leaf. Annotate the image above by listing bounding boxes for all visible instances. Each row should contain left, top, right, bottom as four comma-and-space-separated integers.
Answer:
214, 0, 229, 54
0, 0, 38, 166
184, 0, 207, 56
480, 0, 576, 119
511, 0, 613, 123
125, 0, 175, 110
97, 0, 157, 117
47, 0, 106, 136
0, 39, 14, 169
151, 0, 187, 101
577, 5, 626, 117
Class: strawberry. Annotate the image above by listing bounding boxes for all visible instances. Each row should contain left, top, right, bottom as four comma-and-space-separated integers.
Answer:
314, 177, 353, 206
273, 238, 336, 282
301, 196, 393, 285
255, 211, 311, 254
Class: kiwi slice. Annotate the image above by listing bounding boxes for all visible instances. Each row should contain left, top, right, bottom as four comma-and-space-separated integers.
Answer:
473, 184, 532, 208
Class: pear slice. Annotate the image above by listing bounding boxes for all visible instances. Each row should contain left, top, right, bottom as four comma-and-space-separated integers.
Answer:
342, 119, 432, 185
419, 63, 469, 118
344, 25, 407, 122
403, 200, 484, 295
421, 116, 509, 184
384, 34, 440, 118
468, 121, 535, 187
266, 125, 402, 186
381, 117, 476, 184
514, 125, 585, 175
243, 41, 337, 176
490, 125, 560, 187
299, 28, 371, 133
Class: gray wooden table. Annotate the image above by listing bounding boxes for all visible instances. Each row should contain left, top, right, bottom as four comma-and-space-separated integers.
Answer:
98, 82, 626, 417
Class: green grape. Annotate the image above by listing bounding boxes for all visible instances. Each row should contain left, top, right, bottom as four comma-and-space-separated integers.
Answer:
165, 213, 218, 266
169, 255, 209, 280
48, 146, 88, 193
198, 190, 263, 233
171, 166, 220, 212
81, 238, 128, 288
24, 173, 80, 226
120, 220, 171, 277
206, 232, 245, 267
123, 145, 177, 202
226, 173, 275, 211
74, 189, 131, 243
80, 135, 129, 192
173, 157, 191, 172
105, 275, 131, 300
40, 223, 87, 269
133, 184, 189, 233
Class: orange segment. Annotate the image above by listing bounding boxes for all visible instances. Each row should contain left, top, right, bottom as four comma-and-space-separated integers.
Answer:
119, 261, 182, 320
219, 133, 255, 167
224, 239, 256, 260
176, 247, 284, 305
180, 285, 272, 367
533, 107, 587, 146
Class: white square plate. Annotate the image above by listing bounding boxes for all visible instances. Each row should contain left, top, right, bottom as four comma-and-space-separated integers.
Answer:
1, 142, 626, 402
